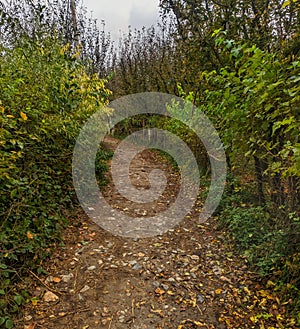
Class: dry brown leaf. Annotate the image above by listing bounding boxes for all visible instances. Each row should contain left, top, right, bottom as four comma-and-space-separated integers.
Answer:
53, 277, 61, 283
151, 309, 164, 317
26, 231, 34, 240
24, 324, 36, 329
155, 288, 165, 295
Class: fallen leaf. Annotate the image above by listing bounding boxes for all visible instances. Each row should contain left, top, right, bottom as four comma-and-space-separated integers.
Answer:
24, 324, 36, 329
220, 275, 231, 283
244, 286, 251, 295
258, 290, 274, 299
266, 280, 276, 288
53, 277, 61, 283
180, 319, 206, 326
151, 309, 164, 317
27, 231, 34, 240
20, 111, 28, 121
155, 288, 165, 295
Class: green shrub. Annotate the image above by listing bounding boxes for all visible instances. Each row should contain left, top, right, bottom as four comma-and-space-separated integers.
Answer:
95, 145, 113, 186
0, 36, 111, 324
218, 186, 300, 318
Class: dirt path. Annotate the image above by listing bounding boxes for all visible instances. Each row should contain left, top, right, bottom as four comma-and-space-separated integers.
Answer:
16, 136, 296, 329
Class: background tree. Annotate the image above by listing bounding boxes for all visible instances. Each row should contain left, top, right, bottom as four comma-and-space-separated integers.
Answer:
157, 0, 300, 91
0, 0, 115, 77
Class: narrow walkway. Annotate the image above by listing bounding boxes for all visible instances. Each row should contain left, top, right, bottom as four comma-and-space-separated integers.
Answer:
17, 136, 296, 329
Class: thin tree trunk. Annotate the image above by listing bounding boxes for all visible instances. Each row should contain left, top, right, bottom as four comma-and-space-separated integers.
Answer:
288, 176, 300, 213
70, 0, 79, 46
254, 155, 266, 205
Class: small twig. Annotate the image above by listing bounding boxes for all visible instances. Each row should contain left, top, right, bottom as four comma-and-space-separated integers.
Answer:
196, 304, 203, 315
56, 308, 90, 318
0, 203, 15, 231
22, 308, 90, 323
131, 298, 135, 323
28, 270, 62, 295
73, 266, 79, 292
108, 316, 113, 329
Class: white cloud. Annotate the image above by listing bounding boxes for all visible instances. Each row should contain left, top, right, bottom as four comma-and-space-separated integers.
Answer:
129, 0, 159, 29
82, 0, 159, 40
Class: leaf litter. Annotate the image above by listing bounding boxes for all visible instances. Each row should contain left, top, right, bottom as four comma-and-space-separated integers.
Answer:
15, 136, 297, 329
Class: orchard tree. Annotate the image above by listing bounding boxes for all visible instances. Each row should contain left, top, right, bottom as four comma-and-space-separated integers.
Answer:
0, 0, 114, 77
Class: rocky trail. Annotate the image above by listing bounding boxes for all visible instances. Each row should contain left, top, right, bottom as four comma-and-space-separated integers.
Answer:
16, 136, 296, 329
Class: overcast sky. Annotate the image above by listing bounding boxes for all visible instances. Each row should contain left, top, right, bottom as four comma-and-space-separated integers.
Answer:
82, 0, 160, 40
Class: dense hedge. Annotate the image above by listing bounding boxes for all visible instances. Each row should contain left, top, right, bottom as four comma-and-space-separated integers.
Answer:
197, 34, 300, 319
0, 36, 111, 327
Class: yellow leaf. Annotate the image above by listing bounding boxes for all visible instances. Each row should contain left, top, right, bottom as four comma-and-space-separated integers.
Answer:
151, 309, 164, 317
258, 290, 273, 299
276, 314, 284, 321
250, 315, 258, 323
266, 280, 276, 288
282, 0, 298, 8
287, 318, 296, 325
6, 115, 14, 118
225, 318, 232, 326
190, 297, 197, 307
27, 231, 34, 239
215, 288, 223, 294
259, 298, 267, 307
244, 286, 251, 295
282, 0, 291, 8
20, 111, 28, 121
155, 288, 165, 295
53, 277, 61, 283
260, 321, 265, 329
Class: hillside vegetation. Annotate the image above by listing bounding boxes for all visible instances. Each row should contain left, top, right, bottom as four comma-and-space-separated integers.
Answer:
0, 0, 299, 327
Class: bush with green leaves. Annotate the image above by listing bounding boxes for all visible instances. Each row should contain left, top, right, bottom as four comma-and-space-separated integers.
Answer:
218, 187, 300, 317
172, 31, 300, 317
201, 31, 300, 209
199, 32, 300, 317
0, 35, 111, 326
